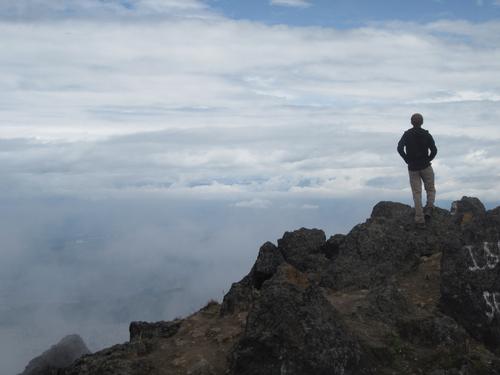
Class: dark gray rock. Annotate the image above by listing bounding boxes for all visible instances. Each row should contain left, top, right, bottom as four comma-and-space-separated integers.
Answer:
397, 314, 468, 347
252, 241, 285, 289
220, 275, 255, 316
60, 320, 183, 375
364, 283, 412, 323
440, 198, 500, 350
221, 232, 312, 316
450, 196, 489, 244
321, 202, 456, 289
277, 227, 326, 272
371, 201, 413, 219
19, 334, 90, 375
229, 264, 369, 375
62, 342, 154, 375
321, 234, 345, 260
187, 358, 215, 375
450, 196, 486, 220
129, 320, 181, 341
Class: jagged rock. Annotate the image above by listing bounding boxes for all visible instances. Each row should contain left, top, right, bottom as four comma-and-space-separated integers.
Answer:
220, 241, 284, 315
19, 334, 90, 375
129, 320, 181, 341
61, 320, 182, 375
229, 264, 369, 375
277, 227, 326, 272
450, 196, 486, 221
252, 241, 285, 289
321, 233, 345, 259
62, 342, 154, 375
490, 206, 500, 221
441, 197, 500, 350
321, 201, 456, 289
220, 275, 255, 316
221, 229, 327, 316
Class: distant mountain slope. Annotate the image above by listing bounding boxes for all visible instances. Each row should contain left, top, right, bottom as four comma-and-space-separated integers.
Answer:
19, 335, 90, 375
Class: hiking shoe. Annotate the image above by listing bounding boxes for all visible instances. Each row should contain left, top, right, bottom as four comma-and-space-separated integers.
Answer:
424, 206, 434, 219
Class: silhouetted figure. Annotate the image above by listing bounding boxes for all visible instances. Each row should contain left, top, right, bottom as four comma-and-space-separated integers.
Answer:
397, 113, 437, 227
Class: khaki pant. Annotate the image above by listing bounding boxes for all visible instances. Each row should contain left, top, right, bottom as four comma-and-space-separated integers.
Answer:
409, 166, 436, 223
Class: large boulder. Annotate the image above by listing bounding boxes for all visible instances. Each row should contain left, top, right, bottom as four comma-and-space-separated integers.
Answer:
220, 274, 256, 316
440, 197, 500, 349
220, 241, 284, 315
220, 231, 322, 316
19, 334, 90, 375
277, 228, 326, 272
229, 264, 369, 375
252, 241, 285, 289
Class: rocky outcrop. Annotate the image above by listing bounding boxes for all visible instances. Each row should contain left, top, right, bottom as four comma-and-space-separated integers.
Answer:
62, 301, 244, 375
221, 228, 328, 316
62, 321, 183, 375
220, 241, 285, 315
19, 335, 90, 375
21, 196, 500, 375
278, 228, 326, 272
321, 201, 456, 289
230, 264, 368, 375
440, 197, 500, 350
62, 342, 154, 375
221, 196, 500, 374
129, 320, 181, 341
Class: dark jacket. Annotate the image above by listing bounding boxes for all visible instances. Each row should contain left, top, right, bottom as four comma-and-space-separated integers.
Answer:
397, 127, 437, 171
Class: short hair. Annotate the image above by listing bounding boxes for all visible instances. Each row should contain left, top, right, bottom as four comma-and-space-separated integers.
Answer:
411, 113, 424, 127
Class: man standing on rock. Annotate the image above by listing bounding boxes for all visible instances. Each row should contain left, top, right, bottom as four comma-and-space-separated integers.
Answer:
397, 113, 438, 227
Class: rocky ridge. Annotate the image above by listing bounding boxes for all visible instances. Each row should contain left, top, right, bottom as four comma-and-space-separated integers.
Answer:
20, 197, 500, 375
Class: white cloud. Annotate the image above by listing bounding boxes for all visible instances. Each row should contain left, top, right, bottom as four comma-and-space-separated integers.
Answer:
270, 0, 311, 8
0, 0, 212, 20
233, 198, 272, 209
0, 17, 500, 202
300, 204, 319, 209
409, 90, 500, 104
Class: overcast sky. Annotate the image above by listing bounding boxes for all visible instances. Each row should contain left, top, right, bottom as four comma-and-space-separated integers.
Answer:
1, 1, 500, 373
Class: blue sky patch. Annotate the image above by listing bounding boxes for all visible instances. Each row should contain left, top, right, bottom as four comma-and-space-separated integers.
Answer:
207, 0, 500, 27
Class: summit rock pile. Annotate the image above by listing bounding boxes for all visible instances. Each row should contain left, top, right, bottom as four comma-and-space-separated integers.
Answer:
20, 197, 500, 375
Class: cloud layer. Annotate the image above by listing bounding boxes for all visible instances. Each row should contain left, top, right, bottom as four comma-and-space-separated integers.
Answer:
1, 16, 499, 201
0, 0, 211, 20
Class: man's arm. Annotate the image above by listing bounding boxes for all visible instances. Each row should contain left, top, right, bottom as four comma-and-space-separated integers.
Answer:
397, 133, 408, 163
428, 134, 437, 161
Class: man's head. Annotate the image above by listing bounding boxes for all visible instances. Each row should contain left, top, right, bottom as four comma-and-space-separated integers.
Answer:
411, 113, 424, 127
